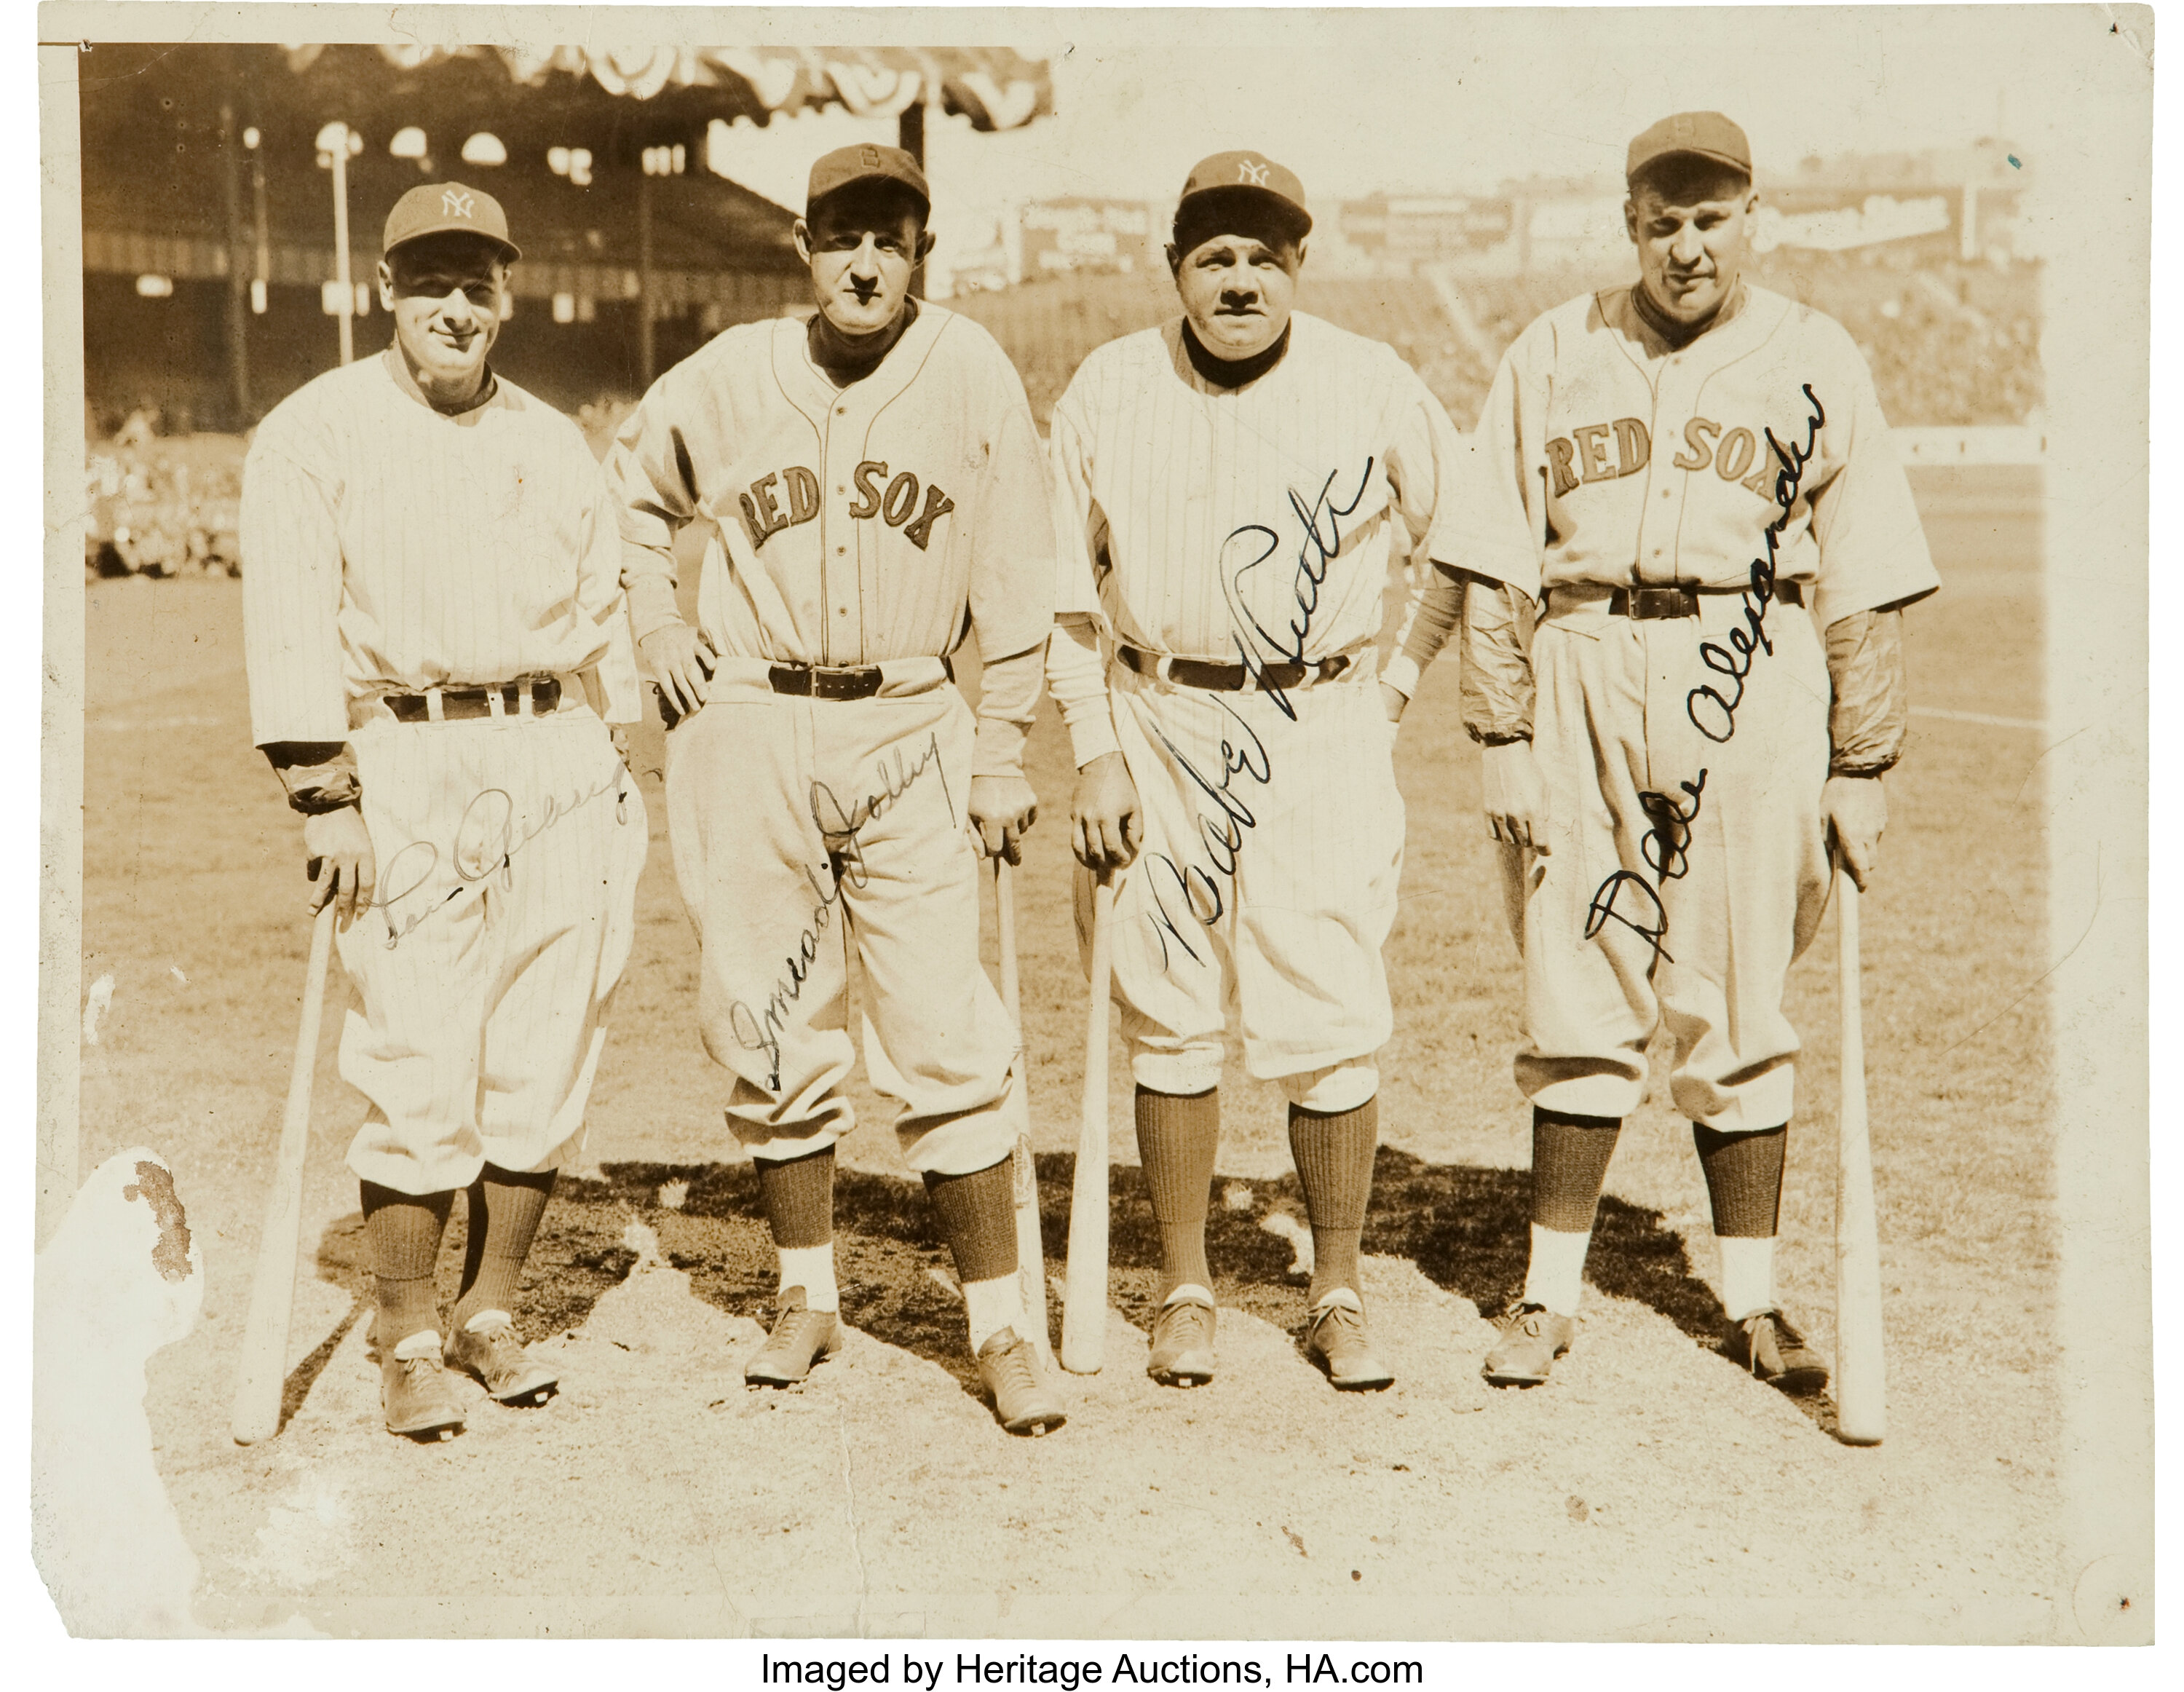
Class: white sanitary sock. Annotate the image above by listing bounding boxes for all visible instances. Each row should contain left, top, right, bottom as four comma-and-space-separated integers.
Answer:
962, 1274, 1026, 1355
778, 1244, 839, 1313
1522, 1223, 1591, 1316
1718, 1235, 1776, 1321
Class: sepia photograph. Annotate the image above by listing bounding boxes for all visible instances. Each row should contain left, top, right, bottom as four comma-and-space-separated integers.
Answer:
31, 1, 2155, 1647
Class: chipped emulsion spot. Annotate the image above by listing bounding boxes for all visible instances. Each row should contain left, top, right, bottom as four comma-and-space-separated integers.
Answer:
124, 1159, 194, 1283
82, 972, 115, 1045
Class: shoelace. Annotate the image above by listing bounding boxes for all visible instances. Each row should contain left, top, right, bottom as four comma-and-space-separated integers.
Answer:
987, 1339, 1037, 1393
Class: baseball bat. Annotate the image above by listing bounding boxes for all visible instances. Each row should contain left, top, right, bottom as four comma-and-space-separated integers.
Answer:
1060, 872, 1117, 1374
993, 859, 1053, 1372
1833, 866, 1886, 1446
231, 900, 338, 1444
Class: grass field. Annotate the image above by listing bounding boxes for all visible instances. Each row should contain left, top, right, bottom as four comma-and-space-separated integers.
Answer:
63, 465, 2062, 1639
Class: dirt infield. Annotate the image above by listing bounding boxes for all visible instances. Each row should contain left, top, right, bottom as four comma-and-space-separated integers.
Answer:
59, 468, 2065, 1640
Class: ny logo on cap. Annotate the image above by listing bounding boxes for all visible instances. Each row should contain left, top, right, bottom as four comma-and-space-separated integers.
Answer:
860, 146, 882, 167
1672, 115, 1694, 139
442, 188, 475, 219
1236, 159, 1270, 186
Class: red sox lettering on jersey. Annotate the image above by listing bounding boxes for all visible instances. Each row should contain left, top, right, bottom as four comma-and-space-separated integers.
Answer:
1541, 411, 1795, 499
735, 459, 956, 554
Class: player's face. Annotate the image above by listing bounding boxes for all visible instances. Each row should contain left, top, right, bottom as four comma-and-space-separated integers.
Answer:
798, 190, 934, 339
1626, 175, 1756, 326
380, 235, 507, 396
1168, 231, 1304, 360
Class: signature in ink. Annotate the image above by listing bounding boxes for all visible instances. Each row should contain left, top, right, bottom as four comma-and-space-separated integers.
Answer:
1219, 459, 1374, 720
1583, 384, 1823, 963
1141, 697, 1272, 970
729, 734, 952, 1091
376, 770, 628, 949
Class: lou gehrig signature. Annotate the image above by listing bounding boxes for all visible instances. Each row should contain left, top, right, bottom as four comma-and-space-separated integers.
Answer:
1584, 385, 1823, 965
729, 733, 952, 1092
375, 771, 630, 949
1142, 459, 1374, 970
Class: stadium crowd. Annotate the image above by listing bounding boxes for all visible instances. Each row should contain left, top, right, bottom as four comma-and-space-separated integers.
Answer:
84, 255, 2040, 578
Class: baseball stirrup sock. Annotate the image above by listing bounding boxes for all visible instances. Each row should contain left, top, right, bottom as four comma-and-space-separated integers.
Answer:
1717, 1236, 1778, 1323
1530, 1107, 1623, 1232
1288, 1096, 1378, 1306
923, 1155, 1019, 1286
1135, 1085, 1221, 1301
1693, 1123, 1787, 1236
756, 1142, 836, 1249
452, 1163, 555, 1330
361, 1181, 456, 1349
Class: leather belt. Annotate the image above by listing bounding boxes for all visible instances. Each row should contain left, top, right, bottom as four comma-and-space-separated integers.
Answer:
384, 677, 561, 722
766, 657, 953, 702
1605, 580, 1805, 620
1119, 644, 1350, 692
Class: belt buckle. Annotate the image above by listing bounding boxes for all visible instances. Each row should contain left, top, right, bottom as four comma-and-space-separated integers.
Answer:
1633, 586, 1694, 620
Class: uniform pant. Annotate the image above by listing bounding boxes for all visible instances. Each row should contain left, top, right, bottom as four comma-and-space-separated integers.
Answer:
1505, 592, 1832, 1131
340, 706, 648, 1195
663, 665, 1017, 1175
1097, 664, 1402, 1113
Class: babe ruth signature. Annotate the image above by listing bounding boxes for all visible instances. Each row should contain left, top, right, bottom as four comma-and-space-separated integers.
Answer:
1142, 700, 1273, 970
1584, 385, 1824, 965
373, 772, 630, 949
1219, 459, 1375, 720
728, 734, 951, 1091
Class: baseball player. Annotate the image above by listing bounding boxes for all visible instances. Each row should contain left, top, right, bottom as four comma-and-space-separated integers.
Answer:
604, 145, 1066, 1436
1045, 151, 1469, 1391
1451, 112, 1940, 1391
240, 183, 648, 1438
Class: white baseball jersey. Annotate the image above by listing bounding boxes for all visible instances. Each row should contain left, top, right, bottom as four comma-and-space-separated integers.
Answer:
608, 304, 1053, 672
241, 349, 641, 743
1465, 280, 1939, 1131
1049, 311, 1484, 663
604, 304, 1053, 1173
240, 348, 649, 1195
1457, 282, 1939, 625
1048, 312, 1475, 1107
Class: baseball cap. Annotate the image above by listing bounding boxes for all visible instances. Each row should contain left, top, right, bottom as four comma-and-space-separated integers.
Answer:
1176, 150, 1312, 237
1626, 112, 1752, 183
381, 182, 521, 261
807, 143, 931, 216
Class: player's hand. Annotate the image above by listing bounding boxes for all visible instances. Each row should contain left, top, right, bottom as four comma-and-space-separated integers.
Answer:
968, 774, 1038, 864
1380, 681, 1408, 730
1823, 772, 1888, 890
640, 623, 718, 719
1481, 739, 1551, 855
304, 804, 376, 925
609, 724, 634, 770
1071, 751, 1142, 872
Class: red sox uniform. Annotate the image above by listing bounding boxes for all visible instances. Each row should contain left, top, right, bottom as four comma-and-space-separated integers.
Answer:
242, 350, 648, 1196
1459, 278, 1939, 1132
606, 303, 1053, 1178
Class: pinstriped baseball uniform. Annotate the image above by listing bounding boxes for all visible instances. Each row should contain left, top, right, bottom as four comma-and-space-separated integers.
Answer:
607, 303, 1056, 1174
241, 349, 649, 1195
1463, 282, 1939, 1128
1047, 312, 1471, 1106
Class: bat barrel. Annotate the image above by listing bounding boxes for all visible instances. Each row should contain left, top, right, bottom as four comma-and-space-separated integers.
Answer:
993, 861, 1053, 1372
1833, 868, 1886, 1446
1061, 874, 1116, 1374
230, 902, 336, 1445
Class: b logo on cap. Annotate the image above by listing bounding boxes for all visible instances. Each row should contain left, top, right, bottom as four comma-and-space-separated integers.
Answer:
1236, 159, 1270, 186
860, 146, 882, 167
1672, 115, 1693, 139
442, 188, 475, 219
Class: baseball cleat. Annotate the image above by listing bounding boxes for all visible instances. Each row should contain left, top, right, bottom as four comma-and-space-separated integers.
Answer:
1304, 1292, 1395, 1390
1481, 1301, 1577, 1387
745, 1287, 844, 1387
976, 1327, 1067, 1436
1147, 1289, 1218, 1387
379, 1338, 467, 1439
1720, 1306, 1829, 1394
446, 1311, 560, 1405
